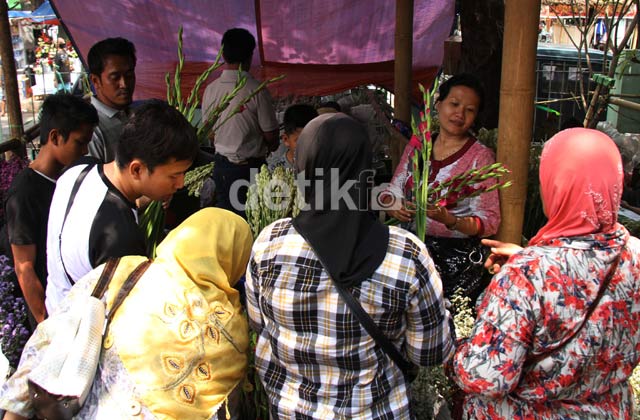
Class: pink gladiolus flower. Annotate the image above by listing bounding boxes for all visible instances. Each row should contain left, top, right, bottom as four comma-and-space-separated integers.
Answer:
409, 135, 423, 150
418, 120, 430, 136
446, 192, 460, 207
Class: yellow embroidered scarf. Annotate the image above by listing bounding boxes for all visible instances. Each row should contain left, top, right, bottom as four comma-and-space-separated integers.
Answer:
104, 208, 252, 420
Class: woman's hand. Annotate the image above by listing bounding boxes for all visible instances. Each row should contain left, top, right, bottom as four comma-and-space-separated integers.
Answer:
426, 204, 456, 226
481, 238, 523, 274
381, 194, 416, 222
385, 200, 416, 223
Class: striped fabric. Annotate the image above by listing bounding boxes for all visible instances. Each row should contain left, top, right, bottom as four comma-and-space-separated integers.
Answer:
246, 219, 454, 419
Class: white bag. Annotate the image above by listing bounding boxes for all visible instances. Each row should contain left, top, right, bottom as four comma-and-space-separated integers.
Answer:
27, 296, 105, 406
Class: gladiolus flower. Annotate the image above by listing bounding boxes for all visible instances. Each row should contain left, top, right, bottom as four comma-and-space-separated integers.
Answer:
409, 134, 423, 150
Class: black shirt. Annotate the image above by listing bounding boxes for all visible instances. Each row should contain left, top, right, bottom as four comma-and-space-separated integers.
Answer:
3, 168, 55, 287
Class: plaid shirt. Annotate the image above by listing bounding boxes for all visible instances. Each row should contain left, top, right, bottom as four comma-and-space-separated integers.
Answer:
246, 219, 454, 419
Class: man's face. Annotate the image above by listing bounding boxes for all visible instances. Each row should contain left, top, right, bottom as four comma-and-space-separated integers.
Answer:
91, 54, 135, 110
52, 123, 95, 167
282, 128, 302, 154
138, 158, 192, 202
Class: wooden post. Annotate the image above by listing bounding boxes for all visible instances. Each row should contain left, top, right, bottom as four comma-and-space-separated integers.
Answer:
391, 0, 413, 168
495, 0, 541, 244
0, 1, 24, 144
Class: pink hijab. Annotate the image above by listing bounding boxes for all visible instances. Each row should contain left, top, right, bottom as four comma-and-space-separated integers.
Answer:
529, 128, 623, 245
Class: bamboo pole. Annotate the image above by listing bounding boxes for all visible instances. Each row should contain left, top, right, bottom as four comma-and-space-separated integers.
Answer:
610, 96, 640, 112
495, 0, 541, 244
394, 0, 413, 125
0, 1, 23, 146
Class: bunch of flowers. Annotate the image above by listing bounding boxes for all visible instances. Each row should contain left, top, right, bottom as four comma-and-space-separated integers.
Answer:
408, 82, 437, 243
246, 165, 303, 239
63, 40, 78, 60
183, 161, 215, 198
411, 289, 474, 418
242, 165, 305, 418
402, 82, 512, 242
34, 32, 54, 68
428, 163, 511, 209
0, 255, 30, 369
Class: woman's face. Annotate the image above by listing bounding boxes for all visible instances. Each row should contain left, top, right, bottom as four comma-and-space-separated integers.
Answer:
436, 85, 480, 137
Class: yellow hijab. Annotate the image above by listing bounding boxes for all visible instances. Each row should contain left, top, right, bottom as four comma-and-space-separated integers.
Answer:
103, 208, 252, 420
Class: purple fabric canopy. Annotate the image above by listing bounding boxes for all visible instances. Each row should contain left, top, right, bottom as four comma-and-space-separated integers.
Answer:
50, 0, 454, 100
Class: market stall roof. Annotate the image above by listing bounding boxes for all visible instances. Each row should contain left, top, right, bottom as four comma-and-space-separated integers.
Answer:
49, 0, 454, 100
7, 10, 32, 19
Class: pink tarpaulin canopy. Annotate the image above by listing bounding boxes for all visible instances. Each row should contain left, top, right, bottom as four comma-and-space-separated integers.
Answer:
50, 0, 454, 100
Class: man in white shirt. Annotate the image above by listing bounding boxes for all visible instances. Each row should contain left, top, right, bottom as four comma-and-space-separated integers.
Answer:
201, 28, 279, 217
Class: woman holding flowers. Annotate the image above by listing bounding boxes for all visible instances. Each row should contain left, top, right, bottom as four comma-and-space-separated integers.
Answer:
382, 74, 500, 301
453, 128, 640, 419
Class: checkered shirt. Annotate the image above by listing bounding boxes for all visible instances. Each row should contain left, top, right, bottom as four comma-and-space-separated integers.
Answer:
246, 219, 454, 419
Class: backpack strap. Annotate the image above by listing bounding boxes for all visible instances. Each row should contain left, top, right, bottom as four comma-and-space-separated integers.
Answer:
58, 164, 95, 285
105, 259, 152, 326
91, 258, 120, 299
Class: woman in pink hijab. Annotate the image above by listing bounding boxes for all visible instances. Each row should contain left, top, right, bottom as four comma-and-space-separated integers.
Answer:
452, 128, 640, 419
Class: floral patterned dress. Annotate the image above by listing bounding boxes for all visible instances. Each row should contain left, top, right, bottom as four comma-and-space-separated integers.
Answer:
453, 225, 640, 419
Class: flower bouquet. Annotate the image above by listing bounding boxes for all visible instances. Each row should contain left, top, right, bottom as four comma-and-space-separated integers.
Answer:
241, 165, 305, 419
34, 32, 55, 69
392, 81, 512, 242
411, 289, 474, 419
246, 165, 304, 239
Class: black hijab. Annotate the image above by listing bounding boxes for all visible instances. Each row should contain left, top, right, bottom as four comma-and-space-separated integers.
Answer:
292, 113, 389, 287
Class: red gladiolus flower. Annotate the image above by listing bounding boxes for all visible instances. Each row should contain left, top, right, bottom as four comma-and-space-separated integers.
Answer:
417, 120, 427, 133
460, 185, 477, 196
409, 134, 423, 150
449, 178, 464, 191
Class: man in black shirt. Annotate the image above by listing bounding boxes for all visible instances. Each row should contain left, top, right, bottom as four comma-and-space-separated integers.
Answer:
4, 94, 98, 327
45, 101, 200, 313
